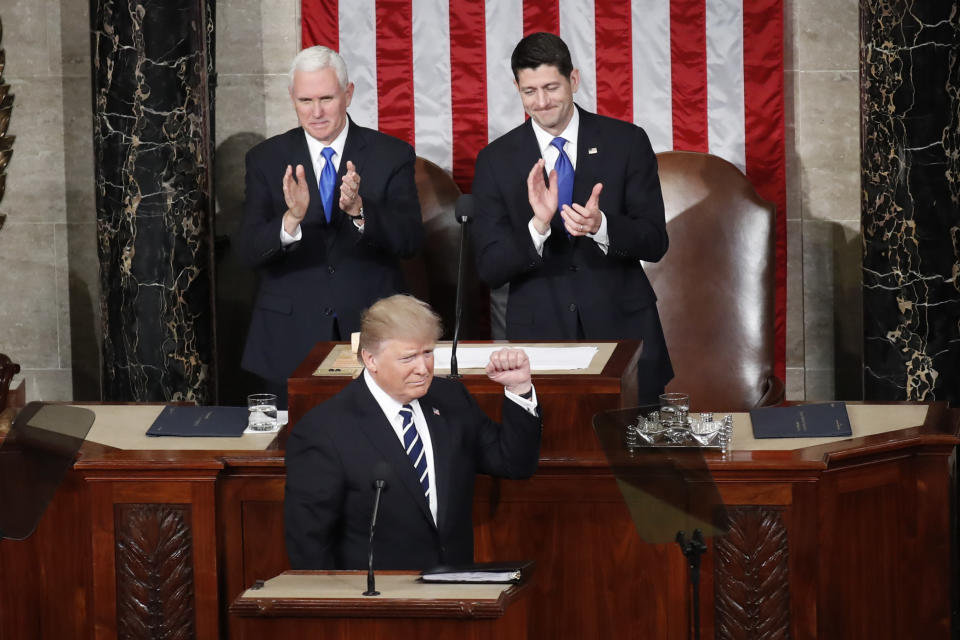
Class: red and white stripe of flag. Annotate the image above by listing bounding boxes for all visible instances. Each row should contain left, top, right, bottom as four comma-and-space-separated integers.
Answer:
302, 0, 787, 379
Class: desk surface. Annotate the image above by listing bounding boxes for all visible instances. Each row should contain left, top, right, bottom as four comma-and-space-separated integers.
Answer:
74, 404, 278, 451
69, 402, 931, 454
239, 572, 513, 601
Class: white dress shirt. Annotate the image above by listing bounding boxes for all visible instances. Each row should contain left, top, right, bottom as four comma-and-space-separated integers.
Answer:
364, 369, 439, 523
281, 119, 357, 245
528, 109, 610, 255
362, 369, 540, 525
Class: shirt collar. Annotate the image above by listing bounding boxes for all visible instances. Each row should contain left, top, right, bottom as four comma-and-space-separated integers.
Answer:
303, 116, 350, 166
531, 106, 580, 156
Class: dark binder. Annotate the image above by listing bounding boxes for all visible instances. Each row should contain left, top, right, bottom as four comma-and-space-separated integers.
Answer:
750, 402, 852, 439
146, 406, 248, 437
420, 560, 533, 584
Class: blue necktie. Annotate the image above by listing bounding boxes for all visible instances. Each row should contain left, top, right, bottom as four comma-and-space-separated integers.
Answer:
551, 137, 573, 236
318, 146, 337, 223
400, 404, 430, 501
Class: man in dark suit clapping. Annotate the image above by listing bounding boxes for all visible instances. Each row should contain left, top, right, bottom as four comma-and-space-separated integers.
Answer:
471, 32, 673, 404
284, 295, 541, 570
239, 46, 423, 407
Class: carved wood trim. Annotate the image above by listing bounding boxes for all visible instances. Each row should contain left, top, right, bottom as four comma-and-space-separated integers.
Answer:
114, 503, 196, 639
714, 506, 791, 639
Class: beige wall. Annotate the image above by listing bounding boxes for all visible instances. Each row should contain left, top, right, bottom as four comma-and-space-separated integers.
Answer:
0, 0, 862, 403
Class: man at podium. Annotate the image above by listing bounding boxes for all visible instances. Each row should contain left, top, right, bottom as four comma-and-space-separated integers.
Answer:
284, 295, 542, 569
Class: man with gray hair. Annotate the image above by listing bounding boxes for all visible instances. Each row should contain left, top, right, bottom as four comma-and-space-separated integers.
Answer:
239, 46, 423, 408
285, 294, 541, 570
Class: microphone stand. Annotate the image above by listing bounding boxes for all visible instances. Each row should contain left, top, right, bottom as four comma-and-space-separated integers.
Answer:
676, 529, 707, 640
449, 195, 472, 379
363, 479, 387, 596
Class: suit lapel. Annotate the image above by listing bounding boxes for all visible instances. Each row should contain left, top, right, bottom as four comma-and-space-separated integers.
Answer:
419, 392, 452, 534
351, 378, 436, 528
517, 120, 568, 242
291, 129, 325, 225
573, 107, 600, 207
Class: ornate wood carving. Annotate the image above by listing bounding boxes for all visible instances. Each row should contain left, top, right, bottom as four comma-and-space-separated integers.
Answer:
115, 504, 195, 639
0, 16, 15, 231
714, 506, 791, 639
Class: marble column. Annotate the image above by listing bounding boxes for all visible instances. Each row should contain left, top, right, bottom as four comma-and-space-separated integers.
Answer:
91, 0, 216, 402
861, 1, 960, 402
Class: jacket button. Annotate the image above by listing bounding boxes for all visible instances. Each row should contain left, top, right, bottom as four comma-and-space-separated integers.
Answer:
328, 265, 335, 274
569, 303, 577, 312
569, 264, 578, 272
324, 308, 332, 316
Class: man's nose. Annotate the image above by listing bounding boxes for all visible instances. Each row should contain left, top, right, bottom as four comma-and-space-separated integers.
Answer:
414, 356, 429, 374
311, 100, 323, 117
534, 90, 549, 108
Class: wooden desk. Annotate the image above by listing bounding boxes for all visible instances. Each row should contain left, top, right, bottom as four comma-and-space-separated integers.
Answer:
229, 571, 529, 639
0, 395, 957, 638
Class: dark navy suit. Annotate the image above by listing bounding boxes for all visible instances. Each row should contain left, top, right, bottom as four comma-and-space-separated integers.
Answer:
284, 376, 541, 570
239, 121, 423, 384
471, 106, 673, 398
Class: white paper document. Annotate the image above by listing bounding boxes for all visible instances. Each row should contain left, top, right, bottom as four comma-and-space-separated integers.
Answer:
434, 346, 598, 371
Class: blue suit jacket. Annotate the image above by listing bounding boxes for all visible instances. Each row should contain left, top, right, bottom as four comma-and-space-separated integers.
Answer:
284, 376, 541, 570
239, 121, 423, 382
471, 107, 673, 395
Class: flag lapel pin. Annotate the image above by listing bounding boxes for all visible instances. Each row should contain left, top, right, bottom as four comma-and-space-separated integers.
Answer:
433, 408, 441, 416
588, 147, 598, 155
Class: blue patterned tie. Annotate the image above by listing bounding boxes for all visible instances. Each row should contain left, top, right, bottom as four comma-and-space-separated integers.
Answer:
551, 137, 573, 236
400, 404, 430, 500
318, 146, 337, 223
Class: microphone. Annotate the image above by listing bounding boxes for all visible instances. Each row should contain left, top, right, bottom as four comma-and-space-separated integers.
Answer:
362, 479, 388, 596
449, 194, 474, 379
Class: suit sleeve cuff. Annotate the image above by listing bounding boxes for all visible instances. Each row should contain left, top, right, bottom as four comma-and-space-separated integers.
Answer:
504, 385, 539, 415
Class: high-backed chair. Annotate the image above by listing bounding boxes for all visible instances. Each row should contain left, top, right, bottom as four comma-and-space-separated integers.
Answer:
646, 151, 783, 411
403, 157, 490, 339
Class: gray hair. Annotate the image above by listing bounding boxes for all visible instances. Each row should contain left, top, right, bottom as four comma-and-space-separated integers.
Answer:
288, 46, 349, 90
358, 295, 443, 363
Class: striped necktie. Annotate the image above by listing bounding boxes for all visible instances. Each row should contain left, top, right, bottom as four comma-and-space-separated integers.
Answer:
400, 404, 430, 500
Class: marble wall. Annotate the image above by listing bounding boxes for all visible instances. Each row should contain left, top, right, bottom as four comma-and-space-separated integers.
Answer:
90, 0, 216, 403
861, 1, 960, 401
0, 0, 864, 404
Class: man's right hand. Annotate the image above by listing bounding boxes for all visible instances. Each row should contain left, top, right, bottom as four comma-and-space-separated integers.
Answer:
282, 164, 310, 235
526, 159, 557, 235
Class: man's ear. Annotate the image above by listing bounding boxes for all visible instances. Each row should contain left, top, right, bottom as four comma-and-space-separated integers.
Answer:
360, 348, 376, 372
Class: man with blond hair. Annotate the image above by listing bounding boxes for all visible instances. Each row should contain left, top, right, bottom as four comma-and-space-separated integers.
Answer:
285, 295, 541, 570
239, 46, 423, 408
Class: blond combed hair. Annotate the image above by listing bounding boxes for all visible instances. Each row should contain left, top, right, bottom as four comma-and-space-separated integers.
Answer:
357, 295, 443, 363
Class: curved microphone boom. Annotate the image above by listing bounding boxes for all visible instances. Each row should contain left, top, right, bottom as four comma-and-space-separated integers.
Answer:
449, 194, 474, 379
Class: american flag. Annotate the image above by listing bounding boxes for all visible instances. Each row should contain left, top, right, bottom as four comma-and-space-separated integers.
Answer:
301, 0, 787, 377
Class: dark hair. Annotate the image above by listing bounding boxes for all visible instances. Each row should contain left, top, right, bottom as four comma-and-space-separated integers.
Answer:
510, 32, 573, 80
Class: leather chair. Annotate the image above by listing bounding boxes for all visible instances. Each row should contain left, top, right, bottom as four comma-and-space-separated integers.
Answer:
646, 151, 784, 411
402, 157, 490, 339
0, 353, 21, 434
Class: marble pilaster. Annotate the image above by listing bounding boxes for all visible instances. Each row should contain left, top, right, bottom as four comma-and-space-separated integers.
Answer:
861, 1, 960, 401
91, 0, 216, 402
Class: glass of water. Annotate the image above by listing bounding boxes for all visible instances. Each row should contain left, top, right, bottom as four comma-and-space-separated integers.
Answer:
658, 392, 690, 425
247, 393, 278, 431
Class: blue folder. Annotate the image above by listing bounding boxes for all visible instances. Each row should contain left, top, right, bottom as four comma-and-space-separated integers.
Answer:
146, 406, 248, 437
750, 402, 852, 439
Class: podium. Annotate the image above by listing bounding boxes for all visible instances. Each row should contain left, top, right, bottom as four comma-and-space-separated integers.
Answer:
229, 571, 530, 639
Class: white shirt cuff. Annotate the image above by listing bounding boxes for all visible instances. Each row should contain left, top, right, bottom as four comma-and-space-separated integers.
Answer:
281, 223, 302, 246
504, 385, 539, 415
588, 212, 609, 254
528, 218, 551, 256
